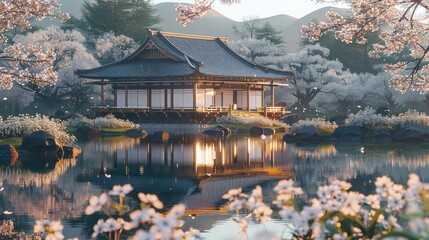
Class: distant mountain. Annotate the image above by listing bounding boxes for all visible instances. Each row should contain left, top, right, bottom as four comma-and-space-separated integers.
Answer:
153, 2, 297, 41
153, 2, 240, 40
43, 1, 349, 53
280, 7, 351, 53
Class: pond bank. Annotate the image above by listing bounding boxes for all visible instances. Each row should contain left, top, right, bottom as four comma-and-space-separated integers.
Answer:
138, 123, 211, 135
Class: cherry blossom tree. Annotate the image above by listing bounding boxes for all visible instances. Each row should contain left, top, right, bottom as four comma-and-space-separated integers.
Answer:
0, 0, 68, 90
176, 0, 241, 26
95, 32, 138, 64
277, 44, 357, 114
300, 0, 429, 93
13, 26, 99, 114
230, 38, 285, 66
358, 72, 424, 113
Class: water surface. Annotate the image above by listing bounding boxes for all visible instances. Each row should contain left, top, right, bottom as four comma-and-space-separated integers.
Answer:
1, 133, 428, 239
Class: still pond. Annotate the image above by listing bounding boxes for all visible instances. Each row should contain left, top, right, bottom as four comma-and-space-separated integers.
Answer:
1, 132, 429, 239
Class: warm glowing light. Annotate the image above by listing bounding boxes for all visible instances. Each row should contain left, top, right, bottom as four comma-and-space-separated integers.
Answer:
195, 142, 215, 166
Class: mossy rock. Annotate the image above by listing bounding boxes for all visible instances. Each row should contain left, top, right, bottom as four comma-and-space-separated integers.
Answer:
331, 125, 362, 142
0, 144, 18, 165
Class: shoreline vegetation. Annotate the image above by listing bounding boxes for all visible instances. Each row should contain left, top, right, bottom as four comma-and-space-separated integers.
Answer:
4, 108, 429, 146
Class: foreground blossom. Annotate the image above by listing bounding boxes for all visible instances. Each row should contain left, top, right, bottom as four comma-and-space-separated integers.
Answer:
34, 220, 64, 240
109, 184, 133, 196
138, 193, 164, 209
85, 193, 109, 215
81, 184, 199, 240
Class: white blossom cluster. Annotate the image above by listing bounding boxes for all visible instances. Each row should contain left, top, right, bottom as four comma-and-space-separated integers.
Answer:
13, 26, 99, 98
0, 114, 76, 145
301, 0, 429, 93
33, 220, 64, 240
290, 118, 338, 134
344, 108, 429, 128
96, 33, 138, 63
225, 174, 429, 240
67, 114, 140, 129
33, 174, 429, 239
0, 220, 15, 239
216, 114, 289, 128
344, 107, 391, 127
83, 184, 201, 240
390, 109, 429, 127
0, 0, 69, 90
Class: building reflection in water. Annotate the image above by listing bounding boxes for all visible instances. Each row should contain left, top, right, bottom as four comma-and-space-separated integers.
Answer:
87, 134, 294, 179
2, 135, 429, 237
78, 135, 294, 211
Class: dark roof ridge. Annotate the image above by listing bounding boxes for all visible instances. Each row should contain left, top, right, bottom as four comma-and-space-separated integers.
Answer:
156, 31, 203, 68
150, 29, 228, 42
76, 31, 192, 75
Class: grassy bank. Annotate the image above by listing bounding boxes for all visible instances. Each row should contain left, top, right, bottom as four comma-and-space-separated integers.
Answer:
0, 137, 23, 147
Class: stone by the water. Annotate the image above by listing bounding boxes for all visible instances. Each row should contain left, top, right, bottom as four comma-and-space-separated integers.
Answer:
332, 125, 362, 142
372, 128, 392, 142
295, 126, 322, 142
0, 144, 18, 165
20, 131, 61, 151
125, 129, 148, 138
282, 134, 296, 143
249, 126, 274, 136
62, 146, 82, 158
394, 125, 429, 142
278, 114, 299, 125
203, 125, 231, 137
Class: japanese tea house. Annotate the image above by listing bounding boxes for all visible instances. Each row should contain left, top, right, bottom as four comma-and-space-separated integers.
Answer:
76, 30, 293, 121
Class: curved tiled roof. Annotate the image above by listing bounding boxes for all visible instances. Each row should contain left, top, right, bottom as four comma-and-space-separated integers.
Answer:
76, 30, 293, 81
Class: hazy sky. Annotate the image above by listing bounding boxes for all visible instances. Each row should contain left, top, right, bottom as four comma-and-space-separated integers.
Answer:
152, 0, 350, 20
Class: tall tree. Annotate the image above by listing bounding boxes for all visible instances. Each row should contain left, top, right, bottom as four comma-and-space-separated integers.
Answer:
0, 0, 68, 90
230, 38, 286, 68
232, 15, 261, 40
80, 0, 159, 42
255, 22, 283, 45
13, 26, 100, 114
278, 44, 357, 113
95, 32, 138, 64
300, 0, 429, 93
301, 30, 384, 74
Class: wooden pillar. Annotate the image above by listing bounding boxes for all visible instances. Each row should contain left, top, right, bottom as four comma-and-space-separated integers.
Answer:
271, 84, 275, 107
171, 88, 174, 109
147, 142, 152, 167
247, 85, 251, 111
261, 87, 265, 107
221, 92, 224, 106
148, 88, 152, 110
100, 84, 105, 106
193, 82, 197, 110
125, 84, 128, 107
114, 84, 117, 107
213, 90, 216, 106
170, 143, 174, 170
164, 89, 168, 109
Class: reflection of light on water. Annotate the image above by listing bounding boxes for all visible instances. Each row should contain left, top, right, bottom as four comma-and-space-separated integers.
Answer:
200, 216, 292, 240
85, 136, 141, 153
0, 158, 77, 187
195, 142, 215, 166
295, 144, 338, 160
